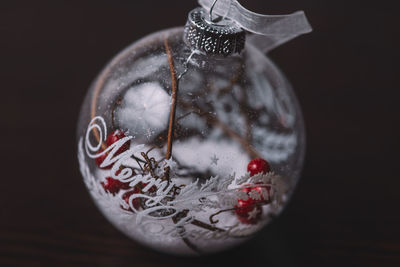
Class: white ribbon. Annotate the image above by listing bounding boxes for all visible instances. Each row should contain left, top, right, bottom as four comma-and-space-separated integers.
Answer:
198, 0, 312, 53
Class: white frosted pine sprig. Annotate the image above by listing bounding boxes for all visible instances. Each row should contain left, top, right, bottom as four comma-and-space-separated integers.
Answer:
78, 139, 128, 214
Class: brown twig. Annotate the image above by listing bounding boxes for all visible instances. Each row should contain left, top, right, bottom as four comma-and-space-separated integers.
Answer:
228, 65, 253, 142
90, 94, 124, 151
191, 219, 225, 232
164, 38, 179, 181
90, 72, 106, 150
111, 96, 122, 129
216, 64, 243, 97
216, 64, 253, 143
178, 99, 261, 159
141, 152, 158, 178
164, 37, 202, 254
181, 233, 202, 253
239, 88, 253, 143
209, 200, 271, 224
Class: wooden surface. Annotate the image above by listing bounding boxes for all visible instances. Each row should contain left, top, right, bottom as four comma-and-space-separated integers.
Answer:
1, 0, 399, 266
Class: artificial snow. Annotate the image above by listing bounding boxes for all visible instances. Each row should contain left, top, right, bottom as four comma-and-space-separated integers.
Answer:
117, 82, 170, 141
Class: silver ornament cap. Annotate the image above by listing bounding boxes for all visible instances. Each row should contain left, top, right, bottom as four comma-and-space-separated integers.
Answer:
184, 7, 245, 56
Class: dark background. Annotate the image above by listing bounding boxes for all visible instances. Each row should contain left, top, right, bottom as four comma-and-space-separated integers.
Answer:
1, 0, 399, 266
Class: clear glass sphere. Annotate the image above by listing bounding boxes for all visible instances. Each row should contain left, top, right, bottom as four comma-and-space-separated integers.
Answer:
77, 27, 305, 255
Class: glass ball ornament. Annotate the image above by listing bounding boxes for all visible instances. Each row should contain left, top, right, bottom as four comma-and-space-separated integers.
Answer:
77, 7, 305, 256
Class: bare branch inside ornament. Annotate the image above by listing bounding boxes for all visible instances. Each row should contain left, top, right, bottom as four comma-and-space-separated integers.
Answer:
164, 37, 179, 182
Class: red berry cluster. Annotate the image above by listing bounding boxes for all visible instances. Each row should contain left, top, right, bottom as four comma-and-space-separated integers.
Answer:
235, 158, 271, 224
101, 171, 143, 212
96, 129, 158, 213
101, 175, 131, 195
93, 130, 136, 211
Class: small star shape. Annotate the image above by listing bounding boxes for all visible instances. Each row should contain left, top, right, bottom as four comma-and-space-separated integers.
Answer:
210, 154, 219, 165
145, 128, 154, 140
247, 208, 260, 220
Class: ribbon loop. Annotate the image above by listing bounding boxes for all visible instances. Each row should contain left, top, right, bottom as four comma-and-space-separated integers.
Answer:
198, 0, 312, 53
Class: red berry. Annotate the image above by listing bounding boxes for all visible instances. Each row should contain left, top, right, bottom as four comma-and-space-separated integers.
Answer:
247, 158, 270, 176
106, 130, 130, 154
235, 183, 271, 224
101, 177, 131, 196
101, 169, 136, 195
95, 129, 130, 169
122, 188, 141, 212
